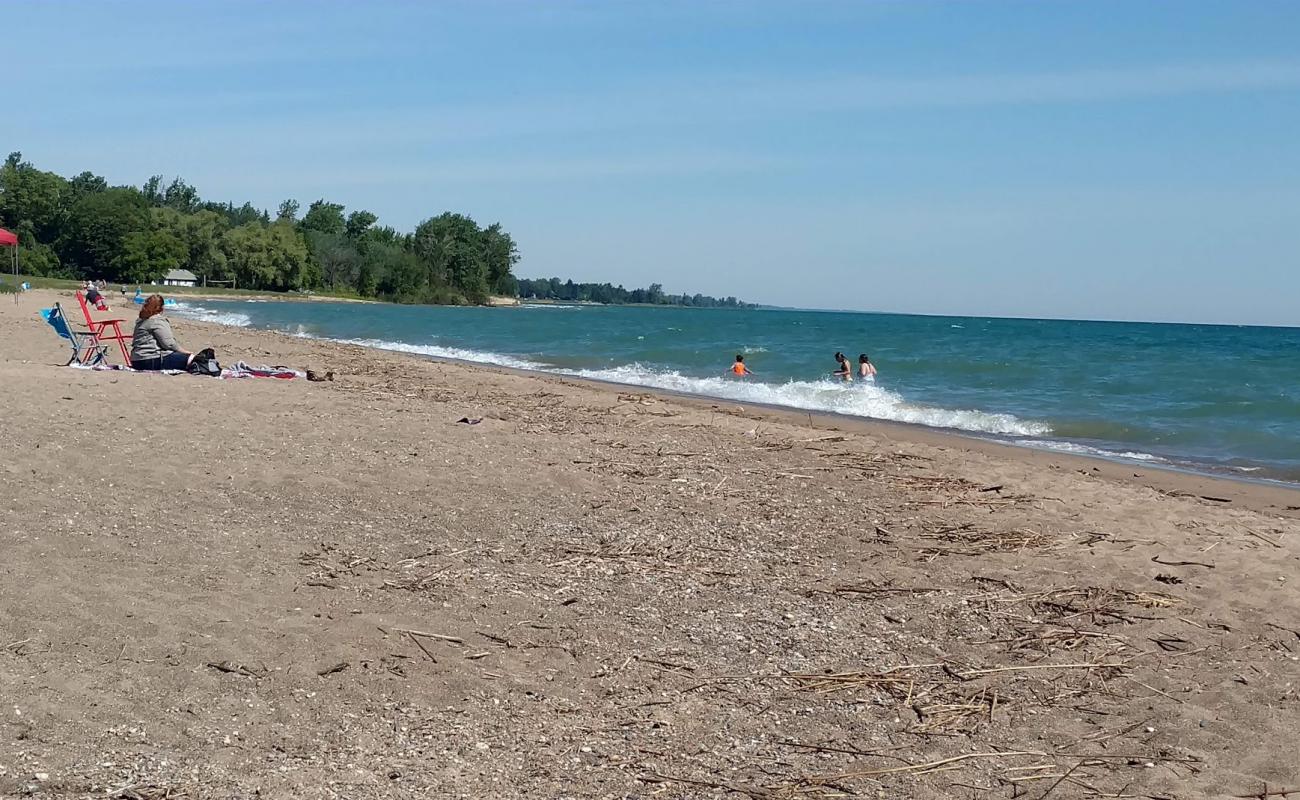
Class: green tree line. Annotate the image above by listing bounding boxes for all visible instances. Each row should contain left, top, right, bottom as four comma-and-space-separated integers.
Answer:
516, 278, 748, 307
0, 152, 518, 304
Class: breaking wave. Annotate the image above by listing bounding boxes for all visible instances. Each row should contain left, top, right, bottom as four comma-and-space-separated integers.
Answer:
169, 315, 1051, 437
331, 337, 548, 372
1014, 439, 1165, 463
171, 303, 252, 328
567, 363, 1051, 436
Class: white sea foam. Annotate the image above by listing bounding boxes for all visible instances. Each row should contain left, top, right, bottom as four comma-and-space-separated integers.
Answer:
1015, 439, 1164, 463
333, 337, 548, 372
567, 364, 1051, 436
167, 307, 1050, 437
307, 336, 1049, 435
171, 303, 252, 328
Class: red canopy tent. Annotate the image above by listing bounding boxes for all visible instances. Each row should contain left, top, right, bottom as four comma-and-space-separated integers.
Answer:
1, 228, 17, 301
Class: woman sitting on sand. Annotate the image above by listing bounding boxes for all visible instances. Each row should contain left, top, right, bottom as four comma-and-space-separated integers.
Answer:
130, 295, 200, 371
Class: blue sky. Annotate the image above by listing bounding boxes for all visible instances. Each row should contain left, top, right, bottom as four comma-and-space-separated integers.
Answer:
7, 0, 1300, 324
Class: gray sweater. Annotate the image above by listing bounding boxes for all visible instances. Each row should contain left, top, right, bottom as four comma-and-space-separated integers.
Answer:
131, 315, 182, 361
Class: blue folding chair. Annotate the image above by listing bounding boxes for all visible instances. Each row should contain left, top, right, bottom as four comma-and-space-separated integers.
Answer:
41, 303, 110, 366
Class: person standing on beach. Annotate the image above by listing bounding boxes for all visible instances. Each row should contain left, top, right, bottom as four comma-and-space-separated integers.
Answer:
858, 354, 877, 379
831, 352, 853, 381
730, 354, 754, 377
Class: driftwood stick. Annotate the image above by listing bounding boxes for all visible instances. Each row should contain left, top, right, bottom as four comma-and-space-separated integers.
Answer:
958, 662, 1124, 678
1152, 555, 1215, 569
819, 750, 1045, 780
636, 655, 697, 672
1054, 752, 1201, 763
1266, 622, 1300, 641
1245, 529, 1283, 548
1037, 760, 1084, 799
205, 661, 265, 679
406, 632, 438, 662
477, 630, 515, 647
1128, 678, 1186, 704
777, 740, 912, 763
395, 628, 464, 644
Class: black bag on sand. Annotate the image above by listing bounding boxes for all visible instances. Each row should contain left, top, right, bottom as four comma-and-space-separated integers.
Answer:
188, 348, 221, 377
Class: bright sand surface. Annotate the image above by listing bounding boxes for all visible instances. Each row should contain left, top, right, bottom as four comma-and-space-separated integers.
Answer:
2, 289, 1297, 798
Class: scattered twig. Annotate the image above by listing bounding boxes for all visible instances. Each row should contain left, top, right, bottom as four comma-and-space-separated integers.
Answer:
1245, 529, 1282, 548
636, 655, 697, 672
1053, 752, 1202, 764
1151, 555, 1215, 569
1126, 677, 1186, 704
777, 740, 913, 763
205, 661, 265, 679
406, 633, 438, 662
957, 662, 1124, 678
1266, 622, 1300, 641
1037, 759, 1083, 799
818, 750, 1045, 780
833, 584, 940, 597
395, 628, 464, 644
477, 630, 515, 647
1168, 491, 1232, 503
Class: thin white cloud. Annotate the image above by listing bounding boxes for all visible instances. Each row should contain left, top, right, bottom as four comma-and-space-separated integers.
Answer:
216, 151, 796, 188
42, 58, 1300, 152
724, 60, 1300, 111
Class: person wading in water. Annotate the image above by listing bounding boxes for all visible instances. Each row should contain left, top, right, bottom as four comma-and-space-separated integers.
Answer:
831, 352, 853, 382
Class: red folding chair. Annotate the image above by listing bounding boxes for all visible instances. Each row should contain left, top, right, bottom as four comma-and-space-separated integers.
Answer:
75, 290, 132, 363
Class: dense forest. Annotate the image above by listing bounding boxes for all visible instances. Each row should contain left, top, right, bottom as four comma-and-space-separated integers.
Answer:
516, 277, 748, 307
0, 152, 518, 304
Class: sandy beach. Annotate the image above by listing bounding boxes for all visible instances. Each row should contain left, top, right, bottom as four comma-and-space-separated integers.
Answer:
2, 289, 1297, 799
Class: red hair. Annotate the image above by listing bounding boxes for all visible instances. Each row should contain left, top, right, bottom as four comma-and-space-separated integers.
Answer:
139, 295, 165, 320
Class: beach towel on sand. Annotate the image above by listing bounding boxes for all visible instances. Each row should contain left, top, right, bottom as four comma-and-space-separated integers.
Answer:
71, 362, 304, 380
221, 362, 304, 380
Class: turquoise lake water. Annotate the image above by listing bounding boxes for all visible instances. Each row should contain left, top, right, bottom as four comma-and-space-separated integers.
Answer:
175, 300, 1300, 484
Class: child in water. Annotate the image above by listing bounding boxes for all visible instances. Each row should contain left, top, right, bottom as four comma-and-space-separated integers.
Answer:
858, 354, 877, 379
831, 352, 853, 381
730, 354, 754, 376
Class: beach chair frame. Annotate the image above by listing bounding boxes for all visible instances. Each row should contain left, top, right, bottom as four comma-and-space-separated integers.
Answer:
75, 290, 132, 363
43, 303, 110, 366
